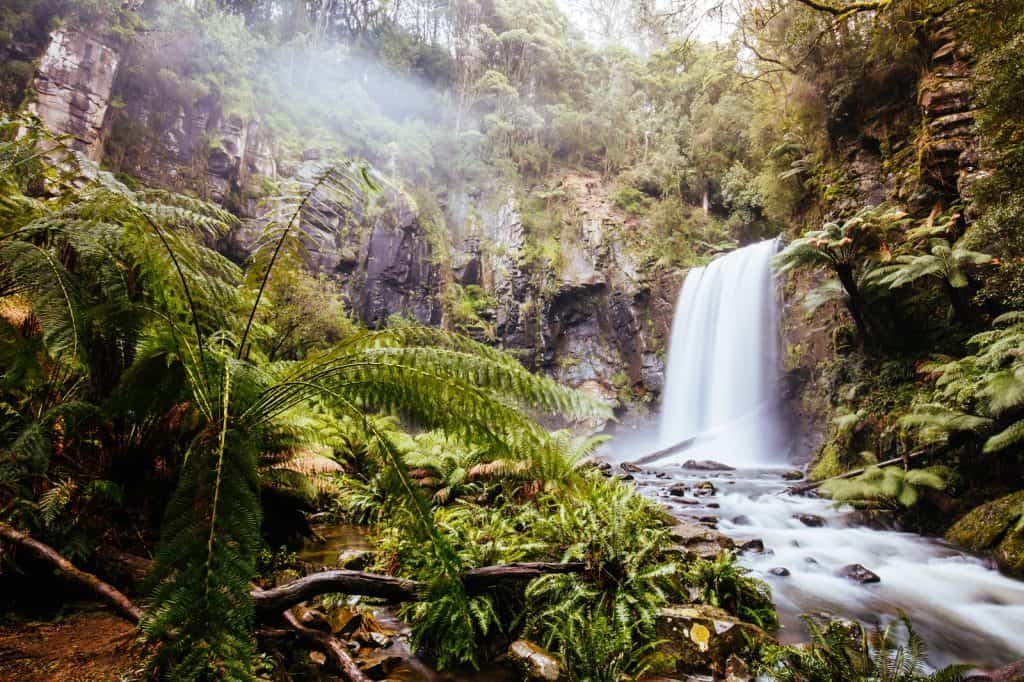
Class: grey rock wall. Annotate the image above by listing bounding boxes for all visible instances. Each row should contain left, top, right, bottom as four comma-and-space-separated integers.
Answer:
28, 29, 119, 161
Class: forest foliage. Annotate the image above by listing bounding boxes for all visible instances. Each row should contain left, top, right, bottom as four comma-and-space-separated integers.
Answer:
3, 0, 1024, 676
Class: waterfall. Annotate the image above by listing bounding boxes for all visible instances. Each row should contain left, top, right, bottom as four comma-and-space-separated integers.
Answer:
659, 239, 786, 466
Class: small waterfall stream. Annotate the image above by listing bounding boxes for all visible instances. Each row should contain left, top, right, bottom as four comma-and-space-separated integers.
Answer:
646, 240, 1024, 666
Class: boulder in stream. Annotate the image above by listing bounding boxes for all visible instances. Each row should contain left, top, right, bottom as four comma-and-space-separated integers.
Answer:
839, 563, 881, 583
682, 460, 736, 471
338, 549, 374, 570
358, 653, 403, 679
769, 567, 790, 577
669, 483, 688, 497
947, 490, 1024, 576
738, 539, 764, 553
793, 513, 825, 527
507, 639, 562, 681
694, 481, 717, 496
781, 470, 804, 481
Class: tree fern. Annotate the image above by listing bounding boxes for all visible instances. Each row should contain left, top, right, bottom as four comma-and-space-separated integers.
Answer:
904, 311, 1024, 454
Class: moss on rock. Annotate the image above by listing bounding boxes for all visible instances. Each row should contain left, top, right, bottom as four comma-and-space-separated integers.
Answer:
946, 490, 1024, 575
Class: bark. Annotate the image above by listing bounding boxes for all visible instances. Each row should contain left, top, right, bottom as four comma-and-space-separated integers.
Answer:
252, 562, 586, 616
252, 569, 420, 614
836, 263, 870, 344
283, 609, 371, 682
0, 522, 142, 623
462, 561, 586, 593
944, 280, 974, 325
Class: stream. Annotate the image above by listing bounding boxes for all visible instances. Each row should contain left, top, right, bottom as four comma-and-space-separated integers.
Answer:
630, 462, 1024, 668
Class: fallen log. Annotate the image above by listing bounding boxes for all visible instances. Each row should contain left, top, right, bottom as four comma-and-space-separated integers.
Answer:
462, 561, 585, 593
784, 451, 928, 495
252, 561, 586, 616
625, 437, 696, 467
1, 524, 585, 623
252, 570, 419, 614
0, 522, 142, 623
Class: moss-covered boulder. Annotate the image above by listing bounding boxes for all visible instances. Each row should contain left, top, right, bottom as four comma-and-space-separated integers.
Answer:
655, 604, 770, 676
946, 491, 1024, 576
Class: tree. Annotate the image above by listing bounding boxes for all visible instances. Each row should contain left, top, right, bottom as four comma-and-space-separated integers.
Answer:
870, 238, 991, 323
0, 115, 610, 677
775, 205, 906, 343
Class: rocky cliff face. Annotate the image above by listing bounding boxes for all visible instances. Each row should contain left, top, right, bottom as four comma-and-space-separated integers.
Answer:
28, 28, 119, 161
779, 19, 985, 465
22, 24, 681, 416
475, 177, 676, 411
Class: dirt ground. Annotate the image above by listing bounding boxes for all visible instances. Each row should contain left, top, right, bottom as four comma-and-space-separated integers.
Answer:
0, 609, 144, 682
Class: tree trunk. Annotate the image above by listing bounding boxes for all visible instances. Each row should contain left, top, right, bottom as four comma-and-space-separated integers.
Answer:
944, 280, 974, 325
836, 263, 869, 344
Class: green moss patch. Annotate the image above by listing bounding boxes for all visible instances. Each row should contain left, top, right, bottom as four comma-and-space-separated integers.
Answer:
946, 490, 1024, 575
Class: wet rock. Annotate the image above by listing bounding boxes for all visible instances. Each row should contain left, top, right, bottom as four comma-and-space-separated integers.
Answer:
677, 498, 700, 505
694, 481, 717, 497
656, 472, 671, 479
698, 516, 718, 525
725, 654, 751, 682
28, 29, 121, 162
706, 502, 720, 509
793, 514, 825, 527
618, 474, 635, 482
670, 522, 719, 545
738, 539, 764, 554
669, 483, 688, 497
358, 631, 393, 648
731, 515, 753, 526
781, 470, 804, 481
839, 563, 881, 583
357, 653, 403, 679
507, 639, 562, 681
769, 567, 790, 577
296, 606, 331, 632
947, 491, 1024, 576
968, 660, 1024, 682
621, 462, 642, 473
656, 604, 771, 676
338, 549, 374, 571
682, 460, 736, 471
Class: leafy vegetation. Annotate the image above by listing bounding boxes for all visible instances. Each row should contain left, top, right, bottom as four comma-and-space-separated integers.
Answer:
5, 0, 1024, 675
759, 613, 971, 681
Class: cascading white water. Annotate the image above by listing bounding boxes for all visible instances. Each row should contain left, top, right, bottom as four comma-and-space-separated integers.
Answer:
648, 238, 1024, 667
659, 239, 786, 465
